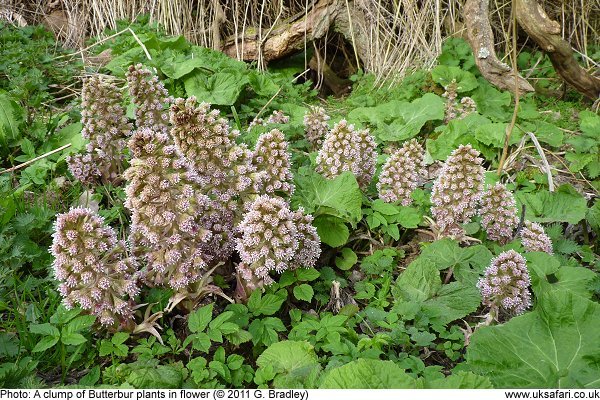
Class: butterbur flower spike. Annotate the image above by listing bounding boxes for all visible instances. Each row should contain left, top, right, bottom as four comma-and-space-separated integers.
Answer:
430, 144, 485, 238
124, 128, 212, 290
377, 139, 426, 205
303, 106, 330, 149
51, 208, 139, 327
251, 129, 295, 197
479, 183, 519, 244
266, 110, 290, 124
235, 196, 320, 293
477, 250, 532, 317
520, 220, 553, 254
316, 119, 377, 189
67, 75, 131, 185
127, 64, 171, 133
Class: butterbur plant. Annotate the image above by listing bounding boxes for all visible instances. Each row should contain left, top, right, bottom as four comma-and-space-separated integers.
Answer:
127, 64, 171, 133
169, 96, 254, 209
303, 105, 330, 149
479, 183, 519, 244
67, 76, 132, 185
520, 221, 553, 254
316, 119, 377, 189
251, 129, 294, 197
477, 250, 532, 318
123, 128, 212, 289
430, 144, 485, 238
235, 196, 320, 297
442, 79, 476, 123
51, 208, 139, 327
377, 139, 425, 205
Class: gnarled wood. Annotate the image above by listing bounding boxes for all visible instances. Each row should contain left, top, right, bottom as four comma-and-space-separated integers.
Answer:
515, 0, 600, 100
463, 0, 534, 95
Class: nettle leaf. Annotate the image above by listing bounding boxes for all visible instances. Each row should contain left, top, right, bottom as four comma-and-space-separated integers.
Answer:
380, 93, 445, 141
319, 359, 417, 388
431, 65, 479, 93
293, 169, 362, 224
465, 290, 600, 388
188, 304, 213, 333
293, 284, 314, 302
515, 185, 587, 224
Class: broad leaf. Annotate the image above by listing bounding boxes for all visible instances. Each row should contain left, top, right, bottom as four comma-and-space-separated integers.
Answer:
313, 215, 349, 247
380, 93, 445, 141
515, 185, 587, 224
431, 65, 479, 92
465, 290, 600, 388
184, 70, 249, 105
319, 359, 417, 388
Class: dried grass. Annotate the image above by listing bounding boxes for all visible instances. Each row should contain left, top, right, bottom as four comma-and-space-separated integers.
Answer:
2, 0, 598, 84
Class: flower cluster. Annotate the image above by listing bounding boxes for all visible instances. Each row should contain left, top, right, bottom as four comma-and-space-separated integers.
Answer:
477, 250, 532, 315
169, 97, 254, 208
251, 129, 295, 197
123, 128, 213, 289
316, 119, 377, 189
50, 208, 139, 326
442, 80, 477, 122
127, 64, 171, 133
377, 139, 425, 205
479, 183, 519, 244
430, 144, 485, 237
303, 106, 330, 150
247, 110, 290, 131
67, 76, 131, 185
236, 196, 321, 288
520, 221, 553, 254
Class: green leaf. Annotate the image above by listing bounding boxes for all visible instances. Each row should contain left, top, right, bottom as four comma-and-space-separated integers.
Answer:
587, 200, 600, 233
32, 336, 59, 353
184, 70, 249, 105
425, 372, 493, 388
65, 315, 96, 333
248, 318, 286, 346
257, 340, 317, 372
393, 258, 441, 302
111, 332, 130, 345
293, 284, 314, 302
472, 83, 512, 121
189, 304, 213, 333
421, 281, 481, 325
126, 362, 184, 389
293, 170, 362, 224
79, 366, 101, 386
313, 215, 349, 247
29, 323, 59, 338
247, 291, 286, 316
49, 306, 81, 325
335, 248, 357, 270
465, 290, 600, 388
419, 239, 492, 283
371, 199, 400, 215
295, 268, 320, 282
380, 93, 445, 141
161, 58, 212, 79
515, 185, 588, 224
319, 359, 417, 388
0, 333, 19, 358
0, 92, 22, 150
61, 331, 87, 346
431, 65, 479, 92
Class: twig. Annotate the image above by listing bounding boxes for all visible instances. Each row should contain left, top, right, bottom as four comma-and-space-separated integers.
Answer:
1, 144, 72, 174
526, 131, 555, 192
128, 28, 152, 61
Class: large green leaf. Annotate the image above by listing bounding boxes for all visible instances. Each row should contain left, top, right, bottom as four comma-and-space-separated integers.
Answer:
472, 83, 512, 122
184, 70, 249, 105
515, 185, 588, 224
257, 341, 320, 388
379, 93, 445, 141
419, 239, 493, 283
431, 65, 479, 93
0, 92, 22, 152
293, 169, 362, 224
319, 359, 417, 388
312, 215, 349, 247
424, 371, 493, 388
465, 290, 600, 388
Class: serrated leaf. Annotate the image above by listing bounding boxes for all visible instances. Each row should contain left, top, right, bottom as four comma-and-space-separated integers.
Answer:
188, 304, 213, 333
247, 291, 286, 316
29, 323, 59, 338
319, 359, 417, 388
515, 185, 587, 224
60, 331, 87, 346
313, 215, 349, 247
293, 284, 314, 302
66, 315, 96, 333
380, 94, 445, 141
32, 336, 59, 353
